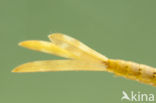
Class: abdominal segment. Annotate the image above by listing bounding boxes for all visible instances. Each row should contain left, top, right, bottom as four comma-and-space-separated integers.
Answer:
105, 59, 156, 86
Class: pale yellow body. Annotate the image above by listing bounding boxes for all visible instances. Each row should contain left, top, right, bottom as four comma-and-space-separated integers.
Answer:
105, 59, 156, 86
12, 33, 156, 87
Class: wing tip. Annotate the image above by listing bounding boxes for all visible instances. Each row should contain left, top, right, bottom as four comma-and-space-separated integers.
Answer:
18, 40, 34, 47
18, 41, 25, 46
11, 68, 19, 73
48, 33, 65, 38
11, 67, 30, 73
11, 65, 23, 73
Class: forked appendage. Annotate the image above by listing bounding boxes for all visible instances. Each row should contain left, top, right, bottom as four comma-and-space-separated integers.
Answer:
12, 33, 156, 87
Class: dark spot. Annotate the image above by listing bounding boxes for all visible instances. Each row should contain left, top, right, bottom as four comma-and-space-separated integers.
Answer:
102, 61, 110, 69
102, 61, 108, 65
137, 67, 142, 75
153, 72, 156, 78
125, 66, 128, 68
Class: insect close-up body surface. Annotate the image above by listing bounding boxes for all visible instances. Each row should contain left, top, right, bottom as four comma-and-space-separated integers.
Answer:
12, 33, 156, 87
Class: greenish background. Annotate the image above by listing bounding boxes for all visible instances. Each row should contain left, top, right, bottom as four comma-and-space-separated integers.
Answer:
1, 0, 156, 103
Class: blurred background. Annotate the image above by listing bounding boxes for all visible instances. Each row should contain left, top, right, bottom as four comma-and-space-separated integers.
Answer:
0, 0, 156, 103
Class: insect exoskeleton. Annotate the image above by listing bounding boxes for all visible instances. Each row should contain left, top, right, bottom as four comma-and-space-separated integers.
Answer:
104, 59, 156, 86
12, 33, 156, 87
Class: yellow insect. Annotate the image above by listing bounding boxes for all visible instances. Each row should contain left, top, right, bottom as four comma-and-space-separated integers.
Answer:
12, 33, 156, 87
